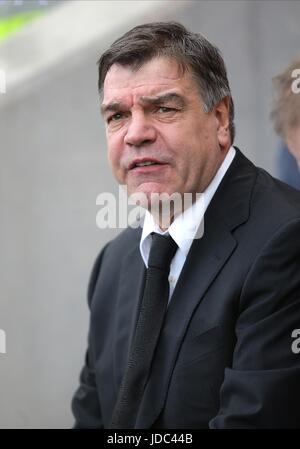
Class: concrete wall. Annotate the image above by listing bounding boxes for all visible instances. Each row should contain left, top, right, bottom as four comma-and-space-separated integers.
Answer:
0, 0, 300, 428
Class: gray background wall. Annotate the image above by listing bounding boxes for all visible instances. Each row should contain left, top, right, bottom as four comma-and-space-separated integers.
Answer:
0, 0, 300, 428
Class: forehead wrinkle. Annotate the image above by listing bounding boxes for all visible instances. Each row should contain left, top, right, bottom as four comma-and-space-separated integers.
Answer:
102, 90, 185, 115
104, 81, 180, 92
139, 92, 185, 107
103, 57, 187, 99
102, 83, 177, 108
104, 65, 182, 88
102, 93, 192, 120
102, 70, 195, 114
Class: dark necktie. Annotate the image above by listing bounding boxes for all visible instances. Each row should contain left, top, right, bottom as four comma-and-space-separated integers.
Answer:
110, 233, 178, 429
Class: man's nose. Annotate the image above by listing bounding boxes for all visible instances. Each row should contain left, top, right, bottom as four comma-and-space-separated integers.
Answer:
124, 113, 157, 147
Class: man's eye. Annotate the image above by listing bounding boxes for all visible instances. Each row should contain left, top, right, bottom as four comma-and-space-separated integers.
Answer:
157, 106, 177, 114
158, 106, 175, 113
107, 112, 124, 123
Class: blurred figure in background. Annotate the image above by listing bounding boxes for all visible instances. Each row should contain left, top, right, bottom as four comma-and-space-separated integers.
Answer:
271, 57, 300, 190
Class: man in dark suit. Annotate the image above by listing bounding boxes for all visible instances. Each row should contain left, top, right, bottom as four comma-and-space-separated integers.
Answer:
72, 22, 300, 428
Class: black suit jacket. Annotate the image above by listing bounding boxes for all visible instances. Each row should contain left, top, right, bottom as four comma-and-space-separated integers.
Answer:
72, 149, 300, 428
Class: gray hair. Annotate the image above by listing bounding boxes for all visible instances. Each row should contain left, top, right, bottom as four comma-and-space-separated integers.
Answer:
97, 21, 235, 143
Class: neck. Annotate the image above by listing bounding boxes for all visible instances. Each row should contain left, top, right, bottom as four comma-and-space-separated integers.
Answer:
149, 192, 202, 231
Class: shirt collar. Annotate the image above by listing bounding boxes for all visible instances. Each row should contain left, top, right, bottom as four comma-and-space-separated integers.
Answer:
140, 146, 236, 266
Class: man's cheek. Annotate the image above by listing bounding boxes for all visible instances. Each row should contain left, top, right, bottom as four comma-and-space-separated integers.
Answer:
107, 155, 121, 182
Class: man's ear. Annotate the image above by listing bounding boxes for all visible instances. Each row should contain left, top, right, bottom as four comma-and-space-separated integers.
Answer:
215, 97, 231, 149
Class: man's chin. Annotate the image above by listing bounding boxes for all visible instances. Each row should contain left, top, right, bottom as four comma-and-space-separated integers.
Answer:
127, 183, 188, 223
129, 182, 168, 196
128, 184, 177, 205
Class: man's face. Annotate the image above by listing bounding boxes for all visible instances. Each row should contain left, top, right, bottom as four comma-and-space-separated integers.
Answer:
102, 56, 231, 201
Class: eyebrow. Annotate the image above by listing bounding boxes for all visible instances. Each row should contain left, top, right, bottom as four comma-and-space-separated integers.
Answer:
101, 92, 185, 116
140, 92, 185, 107
101, 101, 125, 116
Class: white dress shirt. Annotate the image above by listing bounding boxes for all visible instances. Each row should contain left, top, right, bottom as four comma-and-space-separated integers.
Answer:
139, 146, 236, 301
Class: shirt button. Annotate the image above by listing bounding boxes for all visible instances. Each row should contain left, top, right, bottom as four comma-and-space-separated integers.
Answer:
168, 276, 176, 284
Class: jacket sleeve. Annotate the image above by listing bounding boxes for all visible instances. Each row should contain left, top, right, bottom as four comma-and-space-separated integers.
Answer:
71, 244, 109, 429
210, 218, 300, 428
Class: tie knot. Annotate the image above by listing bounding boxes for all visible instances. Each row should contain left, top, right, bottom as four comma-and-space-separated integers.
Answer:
148, 233, 178, 271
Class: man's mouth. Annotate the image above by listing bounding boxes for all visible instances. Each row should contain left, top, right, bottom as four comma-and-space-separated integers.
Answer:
135, 161, 158, 167
129, 158, 167, 170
